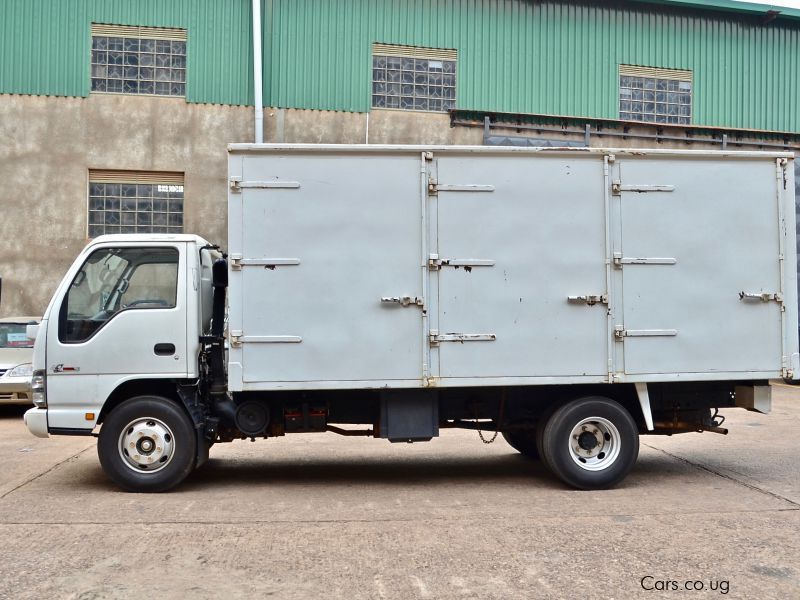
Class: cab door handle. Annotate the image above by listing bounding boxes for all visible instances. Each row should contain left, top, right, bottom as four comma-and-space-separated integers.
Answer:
154, 343, 176, 356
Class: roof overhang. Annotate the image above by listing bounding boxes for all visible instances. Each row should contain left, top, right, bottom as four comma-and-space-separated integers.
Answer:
625, 0, 800, 23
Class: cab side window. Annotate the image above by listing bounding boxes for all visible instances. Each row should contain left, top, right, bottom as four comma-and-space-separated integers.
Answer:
120, 262, 178, 309
59, 247, 179, 343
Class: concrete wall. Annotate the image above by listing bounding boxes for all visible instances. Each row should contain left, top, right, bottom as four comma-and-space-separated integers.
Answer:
266, 108, 482, 145
0, 94, 252, 317
1, 94, 792, 317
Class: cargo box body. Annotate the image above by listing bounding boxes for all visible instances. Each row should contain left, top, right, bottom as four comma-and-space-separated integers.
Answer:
227, 145, 798, 392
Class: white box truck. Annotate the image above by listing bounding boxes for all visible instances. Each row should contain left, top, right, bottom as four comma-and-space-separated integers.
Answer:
23, 145, 798, 492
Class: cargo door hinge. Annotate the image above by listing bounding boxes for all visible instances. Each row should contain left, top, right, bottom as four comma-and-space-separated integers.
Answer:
229, 254, 300, 270
428, 181, 495, 195
229, 330, 302, 345
612, 252, 676, 267
615, 326, 678, 340
429, 330, 497, 345
428, 254, 495, 270
612, 180, 675, 196
229, 177, 300, 193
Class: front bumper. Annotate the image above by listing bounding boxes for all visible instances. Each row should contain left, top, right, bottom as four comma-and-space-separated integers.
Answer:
0, 377, 32, 404
24, 408, 49, 438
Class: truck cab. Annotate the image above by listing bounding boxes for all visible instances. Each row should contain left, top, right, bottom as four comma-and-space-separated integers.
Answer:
24, 234, 216, 436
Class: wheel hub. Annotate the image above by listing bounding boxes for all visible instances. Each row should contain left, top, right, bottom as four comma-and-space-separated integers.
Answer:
577, 430, 600, 452
118, 418, 175, 473
568, 417, 621, 471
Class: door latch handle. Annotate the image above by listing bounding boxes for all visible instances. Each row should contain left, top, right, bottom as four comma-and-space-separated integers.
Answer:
154, 343, 176, 356
567, 294, 608, 306
381, 296, 424, 307
739, 291, 783, 303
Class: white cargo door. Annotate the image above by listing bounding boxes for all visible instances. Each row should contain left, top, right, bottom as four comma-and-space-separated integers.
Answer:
433, 153, 608, 379
615, 157, 784, 375
228, 151, 424, 387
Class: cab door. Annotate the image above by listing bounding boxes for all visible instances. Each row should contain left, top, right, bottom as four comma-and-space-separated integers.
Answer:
45, 242, 188, 429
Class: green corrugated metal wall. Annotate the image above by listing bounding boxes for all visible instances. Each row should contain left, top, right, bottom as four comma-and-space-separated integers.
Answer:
0, 0, 253, 105
265, 0, 800, 132
1, 0, 799, 132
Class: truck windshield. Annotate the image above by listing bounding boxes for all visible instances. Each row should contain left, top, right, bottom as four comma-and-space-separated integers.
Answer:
59, 247, 179, 343
0, 323, 34, 348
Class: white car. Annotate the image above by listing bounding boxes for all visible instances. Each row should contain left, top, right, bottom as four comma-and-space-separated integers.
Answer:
0, 317, 40, 404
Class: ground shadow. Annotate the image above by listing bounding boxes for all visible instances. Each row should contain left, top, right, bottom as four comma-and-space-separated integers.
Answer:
63, 439, 699, 494
184, 453, 553, 488
75, 451, 567, 492
0, 405, 28, 420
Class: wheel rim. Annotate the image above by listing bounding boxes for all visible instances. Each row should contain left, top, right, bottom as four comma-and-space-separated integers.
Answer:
118, 417, 176, 473
567, 416, 621, 472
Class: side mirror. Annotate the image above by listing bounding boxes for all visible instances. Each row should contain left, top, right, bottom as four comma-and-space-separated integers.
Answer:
26, 324, 39, 342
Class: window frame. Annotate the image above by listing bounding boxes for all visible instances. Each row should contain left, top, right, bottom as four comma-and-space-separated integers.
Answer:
618, 65, 693, 126
86, 170, 185, 239
90, 23, 187, 98
58, 246, 181, 345
371, 43, 457, 113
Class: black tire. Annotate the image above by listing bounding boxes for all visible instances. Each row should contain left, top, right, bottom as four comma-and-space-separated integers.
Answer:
540, 396, 639, 490
98, 395, 197, 492
502, 430, 540, 460
535, 403, 560, 474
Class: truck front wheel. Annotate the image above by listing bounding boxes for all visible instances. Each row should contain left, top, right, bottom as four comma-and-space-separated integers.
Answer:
98, 395, 197, 492
540, 397, 639, 490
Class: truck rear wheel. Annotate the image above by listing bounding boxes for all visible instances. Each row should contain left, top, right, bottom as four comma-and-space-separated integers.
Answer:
540, 396, 639, 490
501, 431, 540, 459
98, 395, 197, 492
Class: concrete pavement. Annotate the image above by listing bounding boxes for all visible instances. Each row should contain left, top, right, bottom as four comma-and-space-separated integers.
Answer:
1, 387, 798, 599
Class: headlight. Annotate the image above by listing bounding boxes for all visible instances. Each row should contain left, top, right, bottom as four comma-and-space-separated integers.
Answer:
8, 363, 33, 378
31, 370, 46, 408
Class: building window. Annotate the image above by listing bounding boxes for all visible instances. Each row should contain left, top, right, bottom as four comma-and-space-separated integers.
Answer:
619, 65, 692, 125
372, 44, 456, 112
91, 24, 186, 97
88, 170, 184, 238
